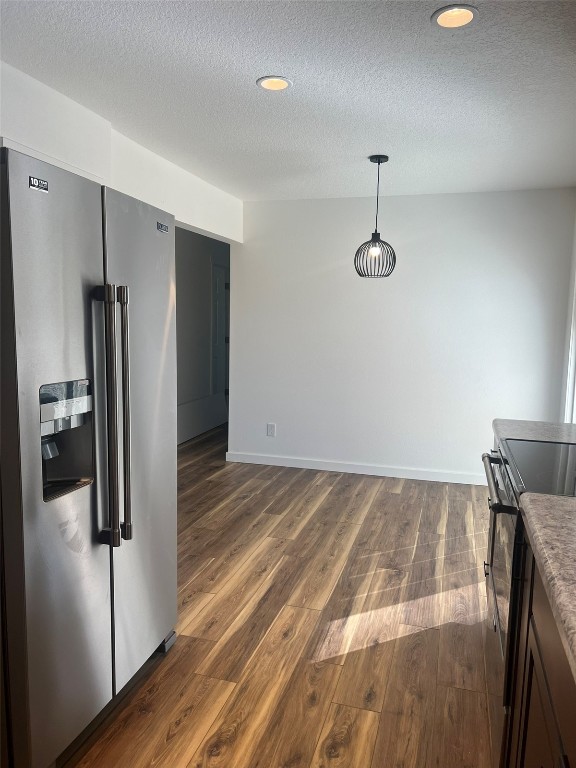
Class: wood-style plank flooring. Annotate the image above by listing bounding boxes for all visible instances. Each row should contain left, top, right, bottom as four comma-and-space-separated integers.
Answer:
75, 425, 492, 768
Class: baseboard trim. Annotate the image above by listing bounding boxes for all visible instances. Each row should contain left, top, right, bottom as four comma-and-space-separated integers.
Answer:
225, 451, 486, 486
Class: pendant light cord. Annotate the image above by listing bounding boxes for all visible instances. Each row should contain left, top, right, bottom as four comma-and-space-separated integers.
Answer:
375, 160, 380, 232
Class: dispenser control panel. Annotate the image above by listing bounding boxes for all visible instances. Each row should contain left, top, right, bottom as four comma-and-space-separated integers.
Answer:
39, 380, 94, 501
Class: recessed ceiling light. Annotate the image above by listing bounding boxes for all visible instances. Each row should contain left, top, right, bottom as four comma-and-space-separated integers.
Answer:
432, 5, 477, 28
257, 76, 292, 91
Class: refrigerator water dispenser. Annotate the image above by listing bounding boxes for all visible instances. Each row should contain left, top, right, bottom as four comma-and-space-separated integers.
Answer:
40, 380, 94, 501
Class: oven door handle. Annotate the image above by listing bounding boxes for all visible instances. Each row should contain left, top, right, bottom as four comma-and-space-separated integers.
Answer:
482, 453, 517, 514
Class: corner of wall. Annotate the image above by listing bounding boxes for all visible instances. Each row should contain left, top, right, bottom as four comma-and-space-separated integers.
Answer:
0, 61, 243, 242
110, 130, 243, 242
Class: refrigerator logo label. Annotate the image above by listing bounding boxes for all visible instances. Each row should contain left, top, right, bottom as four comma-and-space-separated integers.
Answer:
157, 222, 169, 233
29, 176, 48, 192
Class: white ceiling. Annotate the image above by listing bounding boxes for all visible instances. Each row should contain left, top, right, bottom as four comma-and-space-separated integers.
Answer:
1, 1, 575, 201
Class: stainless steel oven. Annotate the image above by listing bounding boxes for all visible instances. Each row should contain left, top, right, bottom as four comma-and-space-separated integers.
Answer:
482, 450, 524, 768
482, 430, 576, 767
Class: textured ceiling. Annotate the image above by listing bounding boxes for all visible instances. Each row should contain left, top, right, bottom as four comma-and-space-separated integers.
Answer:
1, 1, 575, 200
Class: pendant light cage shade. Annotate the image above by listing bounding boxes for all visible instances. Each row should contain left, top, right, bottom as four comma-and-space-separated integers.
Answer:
354, 234, 396, 278
355, 154, 396, 278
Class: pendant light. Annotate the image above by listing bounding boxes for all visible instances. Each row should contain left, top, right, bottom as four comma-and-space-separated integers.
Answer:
354, 155, 396, 278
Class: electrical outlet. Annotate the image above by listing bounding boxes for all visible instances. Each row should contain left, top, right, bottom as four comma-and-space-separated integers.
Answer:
266, 423, 276, 437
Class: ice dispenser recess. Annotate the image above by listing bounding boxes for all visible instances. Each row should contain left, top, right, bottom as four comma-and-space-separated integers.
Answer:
40, 380, 94, 501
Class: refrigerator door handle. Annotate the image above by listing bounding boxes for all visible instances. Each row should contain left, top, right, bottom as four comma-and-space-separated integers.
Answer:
118, 285, 133, 541
99, 283, 121, 547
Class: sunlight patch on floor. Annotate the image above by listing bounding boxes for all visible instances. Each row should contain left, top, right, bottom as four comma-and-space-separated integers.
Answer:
312, 582, 486, 661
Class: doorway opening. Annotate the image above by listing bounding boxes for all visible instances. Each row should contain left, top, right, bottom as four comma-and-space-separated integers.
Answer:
175, 227, 230, 452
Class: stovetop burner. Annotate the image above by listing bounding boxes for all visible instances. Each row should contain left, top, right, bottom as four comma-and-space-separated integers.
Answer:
501, 438, 576, 496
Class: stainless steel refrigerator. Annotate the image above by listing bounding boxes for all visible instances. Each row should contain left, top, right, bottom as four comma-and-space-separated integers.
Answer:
0, 148, 177, 768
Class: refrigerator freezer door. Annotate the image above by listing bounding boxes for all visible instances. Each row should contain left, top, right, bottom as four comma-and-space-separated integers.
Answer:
2, 151, 112, 768
102, 188, 177, 692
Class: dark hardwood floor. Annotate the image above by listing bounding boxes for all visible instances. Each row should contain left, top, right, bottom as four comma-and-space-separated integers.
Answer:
75, 425, 492, 767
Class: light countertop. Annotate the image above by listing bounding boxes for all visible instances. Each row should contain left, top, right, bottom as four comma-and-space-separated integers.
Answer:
521, 493, 576, 683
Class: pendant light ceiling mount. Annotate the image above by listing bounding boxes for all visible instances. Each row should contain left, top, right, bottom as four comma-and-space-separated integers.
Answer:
354, 154, 396, 278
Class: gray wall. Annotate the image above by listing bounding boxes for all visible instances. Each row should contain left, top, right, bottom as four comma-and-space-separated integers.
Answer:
176, 227, 230, 443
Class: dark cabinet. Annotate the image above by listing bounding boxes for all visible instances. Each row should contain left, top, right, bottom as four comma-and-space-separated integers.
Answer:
521, 623, 565, 768
506, 533, 576, 768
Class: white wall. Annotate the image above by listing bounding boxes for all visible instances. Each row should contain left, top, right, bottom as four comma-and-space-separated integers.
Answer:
228, 189, 576, 484
0, 62, 243, 241
0, 62, 111, 182
111, 132, 242, 242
